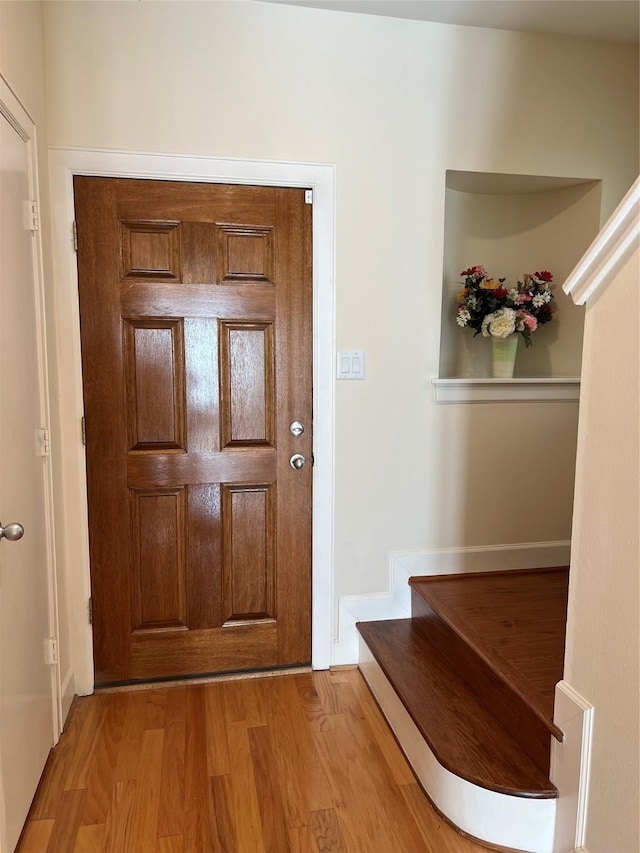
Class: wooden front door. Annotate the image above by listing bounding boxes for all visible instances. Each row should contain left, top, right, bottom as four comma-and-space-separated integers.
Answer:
75, 178, 312, 686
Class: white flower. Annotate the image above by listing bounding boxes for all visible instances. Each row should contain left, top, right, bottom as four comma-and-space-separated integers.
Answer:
481, 312, 494, 337
487, 307, 516, 338
508, 287, 520, 302
456, 309, 471, 326
532, 291, 551, 308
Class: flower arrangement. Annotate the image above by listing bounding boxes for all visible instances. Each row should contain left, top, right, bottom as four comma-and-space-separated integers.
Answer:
455, 265, 555, 347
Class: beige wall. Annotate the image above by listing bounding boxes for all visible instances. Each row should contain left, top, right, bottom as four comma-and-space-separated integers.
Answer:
564, 244, 640, 853
40, 0, 639, 601
0, 1, 71, 697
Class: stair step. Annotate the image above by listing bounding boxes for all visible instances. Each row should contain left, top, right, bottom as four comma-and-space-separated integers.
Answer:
410, 567, 569, 774
357, 618, 557, 799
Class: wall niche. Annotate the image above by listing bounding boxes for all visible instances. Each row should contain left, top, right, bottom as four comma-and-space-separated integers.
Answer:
439, 170, 602, 380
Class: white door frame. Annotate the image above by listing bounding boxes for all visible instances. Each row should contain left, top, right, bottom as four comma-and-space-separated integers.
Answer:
0, 76, 61, 739
48, 147, 336, 695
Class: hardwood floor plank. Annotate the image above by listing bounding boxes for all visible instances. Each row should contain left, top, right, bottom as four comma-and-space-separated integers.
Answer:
114, 691, 148, 782
248, 725, 291, 852
313, 669, 348, 716
312, 808, 348, 852
294, 672, 333, 732
210, 774, 237, 853
260, 675, 335, 825
157, 686, 187, 839
156, 835, 184, 853
183, 686, 214, 852
289, 824, 318, 853
28, 725, 75, 820
242, 678, 267, 727
222, 679, 246, 724
226, 720, 266, 853
64, 695, 109, 791
103, 779, 137, 853
204, 682, 231, 777
81, 692, 128, 825
16, 819, 55, 852
128, 728, 165, 851
45, 789, 86, 853
314, 713, 426, 853
73, 822, 106, 852
145, 689, 168, 730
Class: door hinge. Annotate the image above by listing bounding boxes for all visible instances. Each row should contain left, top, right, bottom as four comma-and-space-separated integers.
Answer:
304, 189, 313, 205
44, 637, 59, 665
72, 221, 78, 252
24, 200, 39, 231
81, 416, 86, 445
36, 427, 50, 457
88, 597, 93, 625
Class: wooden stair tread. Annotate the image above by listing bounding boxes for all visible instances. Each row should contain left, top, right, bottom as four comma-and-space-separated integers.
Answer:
357, 619, 558, 799
410, 567, 569, 720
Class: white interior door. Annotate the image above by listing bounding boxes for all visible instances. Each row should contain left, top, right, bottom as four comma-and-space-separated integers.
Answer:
0, 78, 58, 852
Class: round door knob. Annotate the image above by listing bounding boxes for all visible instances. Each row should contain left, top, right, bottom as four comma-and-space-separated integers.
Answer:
0, 522, 24, 541
290, 421, 305, 437
289, 453, 306, 470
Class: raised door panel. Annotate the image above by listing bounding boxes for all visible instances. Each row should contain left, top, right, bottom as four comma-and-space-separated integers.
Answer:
123, 318, 186, 451
221, 483, 276, 625
216, 224, 274, 285
130, 487, 187, 631
219, 321, 275, 448
120, 220, 181, 281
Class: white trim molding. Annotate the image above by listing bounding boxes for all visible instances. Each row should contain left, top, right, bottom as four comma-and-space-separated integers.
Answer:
333, 541, 571, 665
48, 147, 336, 693
432, 377, 580, 404
563, 176, 640, 306
551, 682, 594, 853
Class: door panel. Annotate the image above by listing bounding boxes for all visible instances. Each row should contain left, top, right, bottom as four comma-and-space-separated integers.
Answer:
75, 178, 312, 685
0, 88, 56, 850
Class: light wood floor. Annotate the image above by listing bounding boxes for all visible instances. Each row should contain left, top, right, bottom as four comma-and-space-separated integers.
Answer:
18, 668, 491, 852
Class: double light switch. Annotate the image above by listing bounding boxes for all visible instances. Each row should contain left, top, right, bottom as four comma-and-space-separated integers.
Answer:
337, 350, 365, 380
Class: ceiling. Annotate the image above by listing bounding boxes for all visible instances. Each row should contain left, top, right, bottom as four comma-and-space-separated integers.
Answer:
259, 0, 640, 44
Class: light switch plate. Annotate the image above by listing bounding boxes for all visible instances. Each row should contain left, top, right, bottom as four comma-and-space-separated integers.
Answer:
337, 350, 365, 379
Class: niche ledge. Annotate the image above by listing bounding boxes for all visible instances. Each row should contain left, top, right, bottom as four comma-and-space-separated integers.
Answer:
432, 377, 580, 403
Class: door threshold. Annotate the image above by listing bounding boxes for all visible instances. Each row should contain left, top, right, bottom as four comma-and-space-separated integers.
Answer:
95, 664, 313, 694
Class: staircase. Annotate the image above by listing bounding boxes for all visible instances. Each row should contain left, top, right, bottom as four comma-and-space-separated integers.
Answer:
356, 567, 569, 853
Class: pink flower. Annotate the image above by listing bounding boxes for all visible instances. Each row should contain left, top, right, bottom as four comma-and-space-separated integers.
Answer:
522, 313, 538, 331
517, 292, 532, 303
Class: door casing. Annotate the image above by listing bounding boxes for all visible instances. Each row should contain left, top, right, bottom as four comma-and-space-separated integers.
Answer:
49, 148, 336, 696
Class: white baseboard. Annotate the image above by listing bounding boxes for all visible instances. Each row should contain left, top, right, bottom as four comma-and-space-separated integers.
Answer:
392, 540, 571, 577
551, 681, 594, 853
60, 667, 75, 728
331, 541, 571, 665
